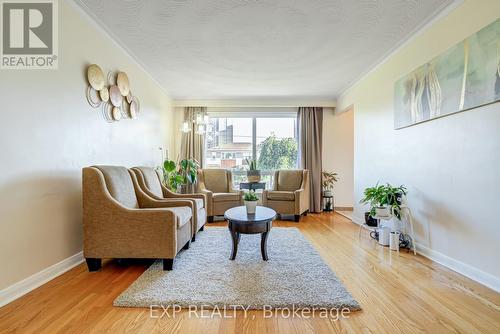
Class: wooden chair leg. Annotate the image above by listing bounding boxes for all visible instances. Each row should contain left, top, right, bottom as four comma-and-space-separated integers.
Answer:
86, 258, 101, 272
183, 240, 191, 250
191, 234, 196, 242
294, 215, 301, 222
208, 216, 214, 223
200, 225, 204, 231
163, 259, 174, 270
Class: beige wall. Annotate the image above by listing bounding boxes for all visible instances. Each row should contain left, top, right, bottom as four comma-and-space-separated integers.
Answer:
322, 107, 354, 208
0, 1, 175, 290
338, 0, 500, 288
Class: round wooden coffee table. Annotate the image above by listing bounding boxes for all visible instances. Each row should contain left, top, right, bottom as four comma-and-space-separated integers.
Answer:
224, 206, 277, 261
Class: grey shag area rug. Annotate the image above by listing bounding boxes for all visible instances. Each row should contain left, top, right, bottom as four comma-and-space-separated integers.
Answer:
114, 227, 360, 310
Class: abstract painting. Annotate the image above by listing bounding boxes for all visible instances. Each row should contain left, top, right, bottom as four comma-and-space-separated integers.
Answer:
394, 18, 500, 129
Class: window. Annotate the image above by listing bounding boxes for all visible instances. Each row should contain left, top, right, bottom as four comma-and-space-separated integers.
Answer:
205, 113, 298, 188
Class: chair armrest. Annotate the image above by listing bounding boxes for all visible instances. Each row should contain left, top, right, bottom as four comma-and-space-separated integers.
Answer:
262, 189, 269, 206
161, 184, 206, 208
294, 189, 308, 214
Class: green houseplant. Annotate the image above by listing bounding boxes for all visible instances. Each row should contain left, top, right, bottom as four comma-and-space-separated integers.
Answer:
245, 158, 261, 183
159, 158, 199, 193
243, 190, 259, 214
322, 171, 339, 197
360, 183, 407, 220
160, 159, 184, 191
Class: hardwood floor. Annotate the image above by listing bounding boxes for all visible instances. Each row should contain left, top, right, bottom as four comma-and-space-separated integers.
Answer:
0, 213, 499, 333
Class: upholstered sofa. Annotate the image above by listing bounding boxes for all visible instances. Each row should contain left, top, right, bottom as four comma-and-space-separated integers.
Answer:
262, 170, 310, 222
196, 169, 243, 222
82, 166, 193, 271
130, 166, 206, 241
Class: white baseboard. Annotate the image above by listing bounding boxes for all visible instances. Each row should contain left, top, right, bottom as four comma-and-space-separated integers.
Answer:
0, 252, 84, 308
415, 243, 500, 292
351, 216, 500, 293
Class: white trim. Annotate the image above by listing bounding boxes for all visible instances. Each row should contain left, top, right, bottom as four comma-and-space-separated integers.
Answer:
174, 99, 336, 108
207, 107, 297, 118
415, 243, 500, 293
351, 216, 500, 292
338, 0, 464, 98
0, 252, 84, 308
68, 0, 172, 98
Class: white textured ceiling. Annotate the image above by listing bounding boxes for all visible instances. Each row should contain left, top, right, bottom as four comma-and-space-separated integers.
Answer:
77, 0, 453, 101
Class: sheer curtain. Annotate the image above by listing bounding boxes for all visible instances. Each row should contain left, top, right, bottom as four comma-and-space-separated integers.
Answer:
180, 107, 206, 167
297, 107, 323, 213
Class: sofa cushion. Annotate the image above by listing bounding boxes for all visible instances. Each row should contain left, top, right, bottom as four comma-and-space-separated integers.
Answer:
95, 166, 139, 208
168, 206, 192, 228
193, 198, 204, 209
277, 170, 303, 192
202, 169, 229, 193
213, 192, 241, 202
135, 167, 163, 198
266, 191, 295, 201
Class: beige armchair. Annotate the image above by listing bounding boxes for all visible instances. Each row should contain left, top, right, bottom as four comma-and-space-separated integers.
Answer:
197, 169, 243, 222
82, 166, 192, 271
130, 166, 207, 241
262, 170, 310, 222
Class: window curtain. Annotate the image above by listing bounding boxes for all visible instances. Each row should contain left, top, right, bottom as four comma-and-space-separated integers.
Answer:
180, 107, 206, 167
297, 107, 323, 213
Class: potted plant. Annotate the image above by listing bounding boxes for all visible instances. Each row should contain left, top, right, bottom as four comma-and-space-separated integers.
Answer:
178, 158, 199, 194
159, 158, 199, 193
243, 190, 259, 214
360, 183, 407, 223
159, 159, 184, 191
245, 158, 261, 183
322, 171, 339, 197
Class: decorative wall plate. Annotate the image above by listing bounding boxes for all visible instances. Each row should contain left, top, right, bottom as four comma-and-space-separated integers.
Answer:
101, 102, 114, 123
112, 107, 122, 121
121, 98, 131, 117
86, 86, 101, 108
117, 72, 130, 96
99, 87, 109, 102
130, 108, 137, 119
130, 98, 139, 117
107, 71, 117, 86
109, 85, 122, 107
87, 64, 105, 90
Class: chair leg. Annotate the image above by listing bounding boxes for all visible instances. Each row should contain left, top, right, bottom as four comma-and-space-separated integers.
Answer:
303, 210, 308, 216
163, 259, 174, 270
86, 258, 101, 272
191, 234, 196, 242
200, 225, 204, 231
208, 216, 214, 223
294, 215, 301, 222
183, 240, 191, 250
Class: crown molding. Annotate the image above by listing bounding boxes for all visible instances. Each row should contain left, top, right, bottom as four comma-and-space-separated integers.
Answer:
173, 98, 336, 108
338, 0, 464, 99
68, 0, 172, 99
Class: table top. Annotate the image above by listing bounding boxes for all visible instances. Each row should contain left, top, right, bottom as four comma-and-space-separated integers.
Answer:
224, 206, 276, 223
239, 182, 266, 190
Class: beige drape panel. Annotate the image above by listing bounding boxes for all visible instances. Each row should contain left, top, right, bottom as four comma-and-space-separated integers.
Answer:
297, 107, 323, 213
180, 107, 206, 167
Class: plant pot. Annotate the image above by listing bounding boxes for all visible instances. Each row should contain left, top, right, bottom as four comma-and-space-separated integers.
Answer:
244, 200, 258, 214
323, 190, 333, 197
364, 212, 378, 227
247, 170, 261, 183
375, 206, 390, 217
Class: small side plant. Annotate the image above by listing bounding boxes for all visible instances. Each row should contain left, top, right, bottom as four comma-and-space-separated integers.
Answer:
360, 183, 407, 219
245, 158, 258, 171
322, 171, 339, 195
243, 190, 259, 201
159, 158, 199, 192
